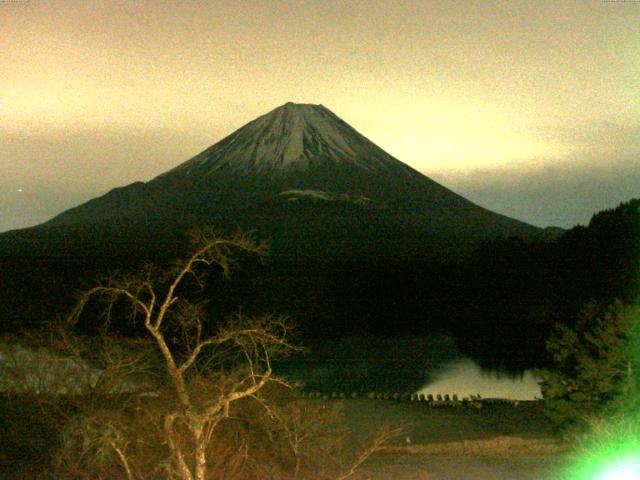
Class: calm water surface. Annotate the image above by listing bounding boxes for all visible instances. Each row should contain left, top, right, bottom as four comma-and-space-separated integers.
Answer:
417, 357, 542, 400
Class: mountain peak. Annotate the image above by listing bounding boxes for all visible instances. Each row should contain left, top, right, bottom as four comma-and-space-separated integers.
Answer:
282, 101, 324, 108
279, 101, 328, 112
17, 102, 544, 260
163, 102, 409, 178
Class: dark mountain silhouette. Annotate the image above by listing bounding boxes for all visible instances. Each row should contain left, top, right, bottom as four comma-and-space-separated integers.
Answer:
452, 197, 640, 370
1, 102, 545, 260
0, 103, 574, 387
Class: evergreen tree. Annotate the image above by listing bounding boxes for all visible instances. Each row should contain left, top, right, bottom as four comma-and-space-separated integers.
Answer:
538, 300, 640, 437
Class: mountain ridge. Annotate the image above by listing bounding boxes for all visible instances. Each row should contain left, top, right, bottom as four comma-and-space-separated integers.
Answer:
3, 102, 546, 261
157, 102, 412, 177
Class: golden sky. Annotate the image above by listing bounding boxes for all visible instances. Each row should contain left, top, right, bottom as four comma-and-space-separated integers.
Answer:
1, 0, 639, 231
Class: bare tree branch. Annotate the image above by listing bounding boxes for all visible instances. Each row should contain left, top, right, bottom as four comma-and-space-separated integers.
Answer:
56, 228, 390, 480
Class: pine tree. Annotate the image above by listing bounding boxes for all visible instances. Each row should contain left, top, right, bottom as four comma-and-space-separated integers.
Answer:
538, 299, 640, 437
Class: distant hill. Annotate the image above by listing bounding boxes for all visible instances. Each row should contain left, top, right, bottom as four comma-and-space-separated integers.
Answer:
453, 197, 640, 369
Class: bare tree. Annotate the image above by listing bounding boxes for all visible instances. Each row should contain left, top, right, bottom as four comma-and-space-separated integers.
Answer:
51, 228, 398, 480
66, 229, 302, 480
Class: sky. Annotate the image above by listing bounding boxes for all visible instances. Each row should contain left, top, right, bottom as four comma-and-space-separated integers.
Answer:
1, 0, 639, 233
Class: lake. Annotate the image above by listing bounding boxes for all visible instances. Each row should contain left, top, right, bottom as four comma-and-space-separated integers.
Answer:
417, 357, 542, 400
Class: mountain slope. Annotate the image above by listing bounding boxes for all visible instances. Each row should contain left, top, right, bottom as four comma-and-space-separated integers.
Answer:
3, 103, 542, 260
162, 102, 409, 176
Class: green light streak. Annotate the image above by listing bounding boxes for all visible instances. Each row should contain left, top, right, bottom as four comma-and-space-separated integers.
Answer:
557, 304, 640, 479
594, 459, 640, 480
560, 438, 640, 479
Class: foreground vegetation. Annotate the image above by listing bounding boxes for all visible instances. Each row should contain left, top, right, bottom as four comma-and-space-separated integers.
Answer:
1, 229, 395, 479
539, 300, 640, 437
1, 392, 564, 479
1, 198, 638, 478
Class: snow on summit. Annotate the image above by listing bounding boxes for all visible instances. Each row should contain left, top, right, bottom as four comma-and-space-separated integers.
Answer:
167, 102, 410, 177
19, 101, 544, 255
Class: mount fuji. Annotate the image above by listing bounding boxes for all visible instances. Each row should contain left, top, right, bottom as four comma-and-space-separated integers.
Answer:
1, 103, 544, 260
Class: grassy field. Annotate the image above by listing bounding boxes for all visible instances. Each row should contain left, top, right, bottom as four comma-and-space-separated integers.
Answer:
336, 398, 557, 443
317, 398, 571, 480
0, 395, 571, 479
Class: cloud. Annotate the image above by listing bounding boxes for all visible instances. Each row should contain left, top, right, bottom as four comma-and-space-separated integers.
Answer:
433, 154, 640, 229
0, 126, 218, 233
426, 120, 640, 228
541, 121, 640, 153
0, 184, 88, 233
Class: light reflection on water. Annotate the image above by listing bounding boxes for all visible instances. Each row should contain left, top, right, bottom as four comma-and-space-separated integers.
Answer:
417, 357, 542, 400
